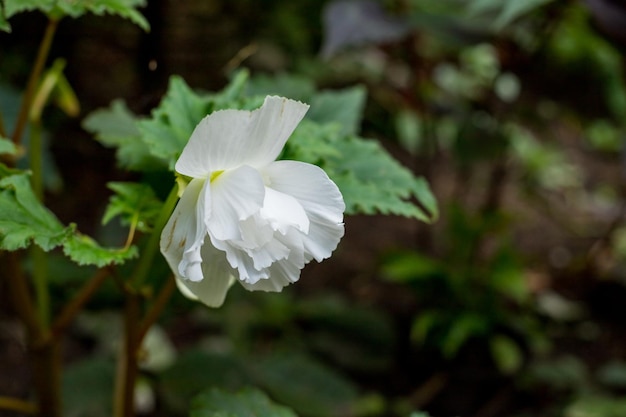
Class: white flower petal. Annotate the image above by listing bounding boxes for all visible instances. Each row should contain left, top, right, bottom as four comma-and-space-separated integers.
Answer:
160, 178, 209, 282
175, 243, 236, 307
240, 252, 303, 292
260, 188, 309, 234
262, 160, 345, 261
207, 164, 265, 241
176, 96, 309, 177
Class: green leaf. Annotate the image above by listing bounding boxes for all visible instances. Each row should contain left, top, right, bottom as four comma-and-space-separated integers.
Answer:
3, 0, 149, 31
159, 350, 250, 413
0, 137, 17, 155
247, 73, 316, 103
138, 76, 211, 169
63, 233, 137, 267
0, 171, 138, 266
83, 99, 164, 171
565, 395, 626, 417
191, 387, 298, 417
489, 335, 523, 375
308, 86, 367, 137
287, 117, 437, 221
102, 182, 162, 232
251, 352, 357, 417
328, 136, 437, 221
3, 0, 54, 19
0, 172, 72, 250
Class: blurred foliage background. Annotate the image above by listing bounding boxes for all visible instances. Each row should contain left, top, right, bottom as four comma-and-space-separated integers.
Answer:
4, 0, 626, 416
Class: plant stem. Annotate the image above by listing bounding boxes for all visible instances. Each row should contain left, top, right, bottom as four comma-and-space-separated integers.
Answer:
137, 274, 176, 342
130, 185, 179, 288
4, 252, 61, 417
113, 290, 141, 417
0, 396, 37, 414
12, 18, 58, 146
50, 267, 113, 340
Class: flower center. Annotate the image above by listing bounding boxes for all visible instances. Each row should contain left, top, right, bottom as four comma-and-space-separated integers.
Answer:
210, 170, 224, 183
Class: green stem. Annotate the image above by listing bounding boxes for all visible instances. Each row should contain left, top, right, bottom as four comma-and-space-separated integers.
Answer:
29, 120, 50, 326
130, 185, 179, 288
12, 18, 58, 146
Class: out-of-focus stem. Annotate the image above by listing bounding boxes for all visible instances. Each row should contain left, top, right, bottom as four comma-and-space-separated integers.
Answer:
137, 274, 176, 342
113, 291, 141, 417
51, 267, 113, 340
0, 396, 37, 414
4, 252, 61, 417
12, 19, 58, 146
130, 185, 178, 288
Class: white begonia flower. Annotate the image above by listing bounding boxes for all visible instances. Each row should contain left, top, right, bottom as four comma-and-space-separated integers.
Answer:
160, 96, 345, 307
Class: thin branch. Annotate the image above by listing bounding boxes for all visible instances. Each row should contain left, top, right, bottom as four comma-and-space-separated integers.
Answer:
50, 266, 113, 340
0, 396, 37, 415
11, 18, 59, 146
137, 274, 176, 342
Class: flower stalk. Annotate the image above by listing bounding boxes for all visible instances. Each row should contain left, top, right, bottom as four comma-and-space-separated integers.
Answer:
12, 18, 59, 146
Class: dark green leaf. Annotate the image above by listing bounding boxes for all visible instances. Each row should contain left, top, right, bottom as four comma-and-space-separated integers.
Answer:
0, 172, 72, 250
191, 387, 298, 417
308, 86, 367, 137
0, 137, 17, 155
138, 76, 211, 169
251, 352, 357, 417
3, 0, 148, 30
159, 350, 249, 413
63, 233, 137, 267
327, 136, 437, 221
102, 182, 162, 232
490, 335, 523, 374
83, 99, 164, 171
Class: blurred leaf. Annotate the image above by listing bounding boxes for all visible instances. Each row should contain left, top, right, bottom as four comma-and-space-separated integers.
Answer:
441, 313, 488, 357
597, 361, 626, 389
490, 335, 523, 374
247, 73, 316, 103
251, 352, 358, 417
382, 251, 444, 283
565, 395, 626, 417
525, 355, 589, 391
0, 137, 17, 155
395, 110, 423, 154
467, 0, 555, 30
298, 296, 395, 373
83, 99, 163, 171
308, 86, 367, 137
320, 0, 411, 58
138, 76, 211, 170
191, 387, 298, 417
159, 350, 249, 413
102, 182, 162, 232
585, 120, 623, 152
411, 310, 442, 344
62, 357, 114, 417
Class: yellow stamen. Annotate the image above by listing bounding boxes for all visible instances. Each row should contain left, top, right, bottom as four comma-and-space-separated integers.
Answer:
210, 170, 224, 182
